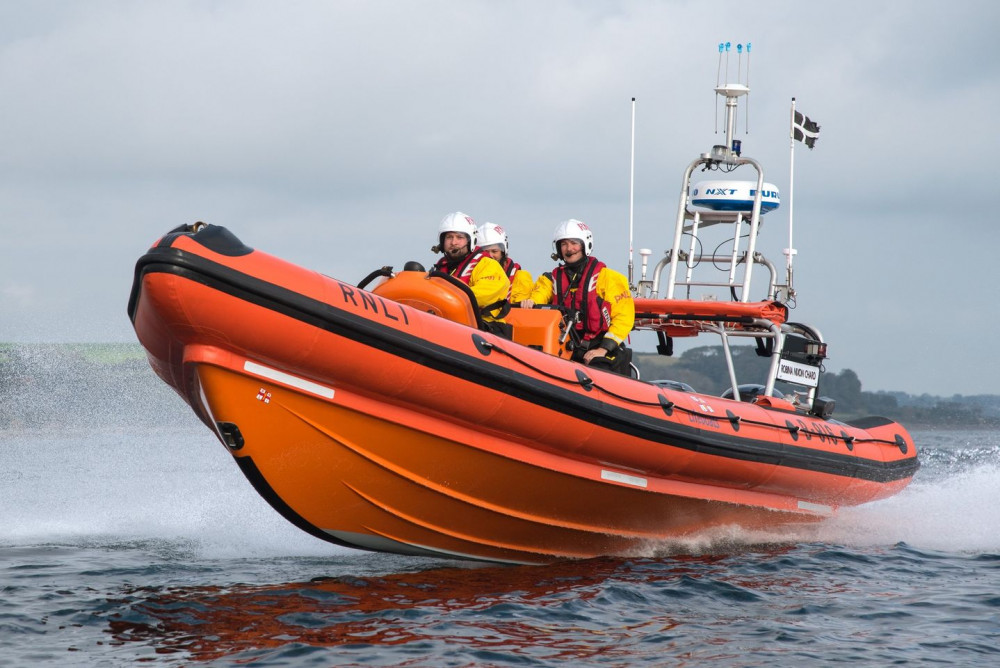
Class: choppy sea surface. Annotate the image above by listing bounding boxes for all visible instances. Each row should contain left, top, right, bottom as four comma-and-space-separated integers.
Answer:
2, 416, 998, 666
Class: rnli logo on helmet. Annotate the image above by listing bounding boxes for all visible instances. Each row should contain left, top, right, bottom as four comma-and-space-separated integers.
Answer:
491, 224, 504, 234
577, 222, 591, 231
464, 216, 475, 225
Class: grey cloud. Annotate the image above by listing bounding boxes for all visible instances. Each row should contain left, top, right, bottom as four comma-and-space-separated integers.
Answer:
1, 0, 997, 394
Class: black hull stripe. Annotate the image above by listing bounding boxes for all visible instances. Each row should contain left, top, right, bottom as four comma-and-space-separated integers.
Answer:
234, 455, 368, 551
130, 247, 920, 484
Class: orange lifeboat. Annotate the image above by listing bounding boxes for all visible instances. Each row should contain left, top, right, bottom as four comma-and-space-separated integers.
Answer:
128, 223, 919, 565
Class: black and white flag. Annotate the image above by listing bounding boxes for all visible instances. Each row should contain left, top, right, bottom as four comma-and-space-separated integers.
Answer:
793, 111, 820, 149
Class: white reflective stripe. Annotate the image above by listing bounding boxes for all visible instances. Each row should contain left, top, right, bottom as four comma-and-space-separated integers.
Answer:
797, 500, 833, 515
243, 360, 335, 399
601, 469, 648, 488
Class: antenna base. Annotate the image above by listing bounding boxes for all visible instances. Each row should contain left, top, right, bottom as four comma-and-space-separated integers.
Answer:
702, 145, 740, 166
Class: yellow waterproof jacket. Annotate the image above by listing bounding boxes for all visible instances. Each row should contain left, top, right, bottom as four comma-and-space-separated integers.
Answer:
464, 256, 511, 322
510, 269, 535, 304
529, 265, 634, 345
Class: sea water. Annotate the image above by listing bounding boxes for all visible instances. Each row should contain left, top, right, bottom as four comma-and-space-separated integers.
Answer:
2, 421, 998, 666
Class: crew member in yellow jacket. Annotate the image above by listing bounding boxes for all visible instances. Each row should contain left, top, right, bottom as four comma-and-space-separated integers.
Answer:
522, 219, 634, 374
476, 222, 534, 305
431, 212, 511, 337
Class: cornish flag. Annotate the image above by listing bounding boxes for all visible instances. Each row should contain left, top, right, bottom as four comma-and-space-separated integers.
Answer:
793, 111, 820, 149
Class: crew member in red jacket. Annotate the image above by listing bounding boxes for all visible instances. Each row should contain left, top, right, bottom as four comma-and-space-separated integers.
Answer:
431, 212, 510, 331
522, 219, 634, 374
476, 222, 534, 305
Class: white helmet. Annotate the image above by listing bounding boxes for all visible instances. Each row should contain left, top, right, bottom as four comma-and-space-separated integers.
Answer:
552, 219, 593, 258
437, 212, 477, 251
477, 222, 508, 254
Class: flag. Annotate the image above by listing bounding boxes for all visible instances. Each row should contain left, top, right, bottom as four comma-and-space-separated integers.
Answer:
793, 110, 820, 149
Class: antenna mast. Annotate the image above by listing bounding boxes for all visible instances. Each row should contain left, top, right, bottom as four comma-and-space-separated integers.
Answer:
712, 42, 749, 167
628, 97, 636, 287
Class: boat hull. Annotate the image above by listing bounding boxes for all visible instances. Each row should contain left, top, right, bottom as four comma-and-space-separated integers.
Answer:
129, 226, 919, 564
190, 348, 835, 563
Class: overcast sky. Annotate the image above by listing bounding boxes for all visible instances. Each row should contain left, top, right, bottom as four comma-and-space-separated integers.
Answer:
1, 0, 997, 396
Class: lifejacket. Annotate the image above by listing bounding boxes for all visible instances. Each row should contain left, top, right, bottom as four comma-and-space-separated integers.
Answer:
552, 256, 610, 342
432, 248, 490, 285
499, 257, 522, 299
432, 248, 509, 320
499, 257, 521, 281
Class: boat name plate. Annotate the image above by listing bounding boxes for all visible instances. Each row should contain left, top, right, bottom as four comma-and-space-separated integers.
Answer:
776, 359, 820, 388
